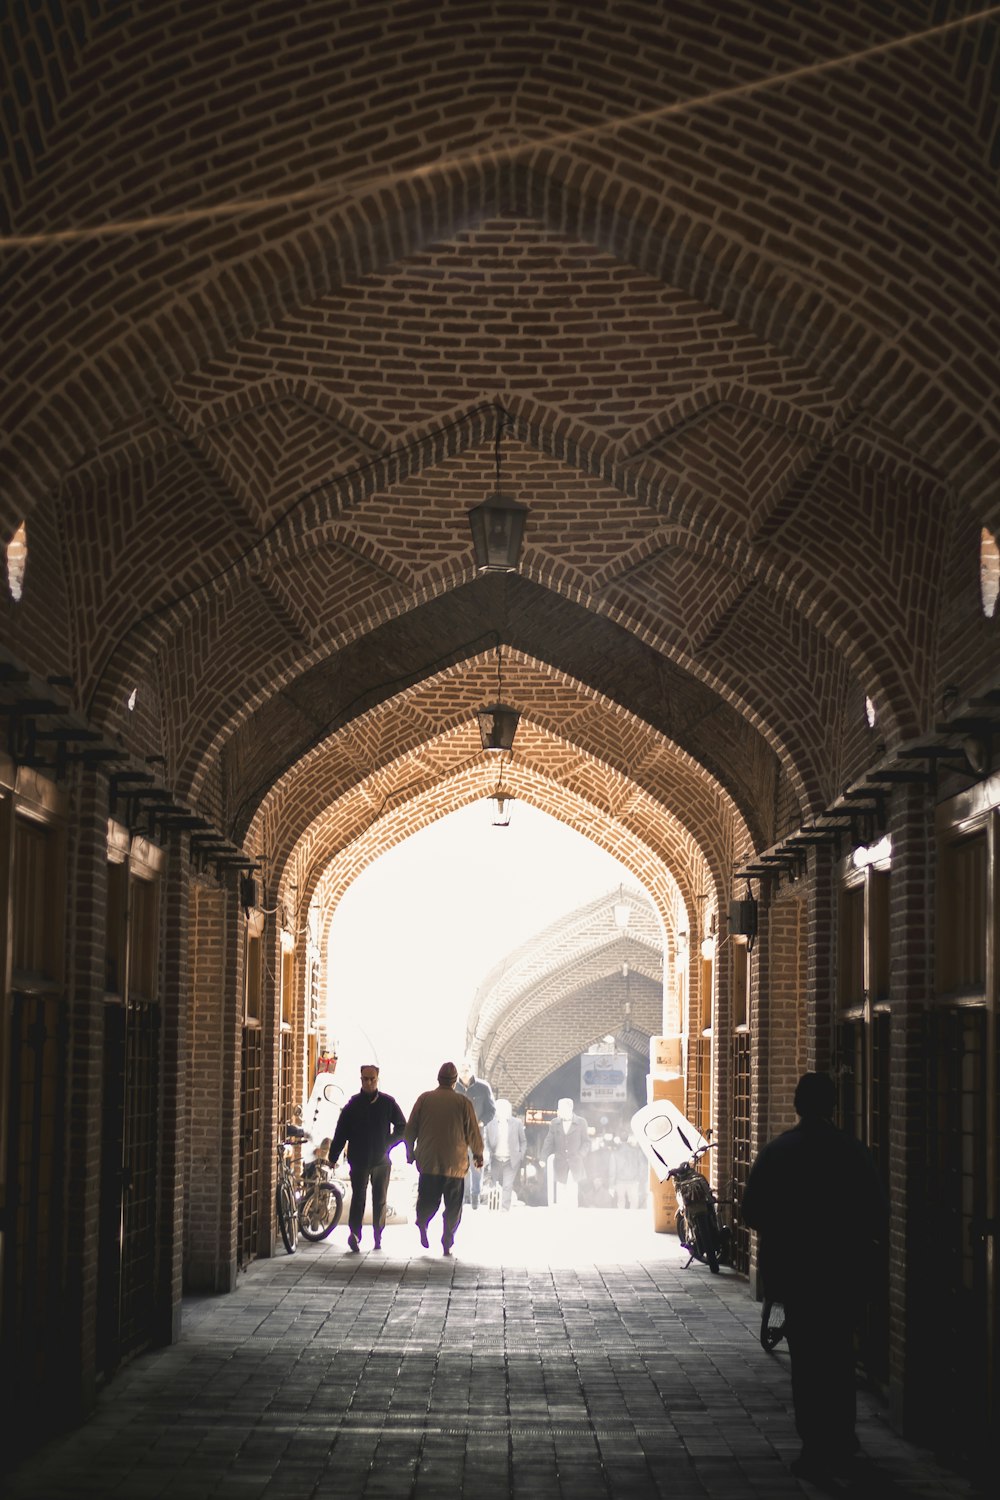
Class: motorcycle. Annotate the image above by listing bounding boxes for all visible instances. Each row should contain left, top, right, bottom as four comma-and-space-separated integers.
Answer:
668, 1135, 728, 1274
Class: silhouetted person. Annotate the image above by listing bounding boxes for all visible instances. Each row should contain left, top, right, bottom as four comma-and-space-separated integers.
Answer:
483, 1098, 527, 1211
742, 1072, 886, 1481
329, 1064, 407, 1252
405, 1061, 483, 1256
457, 1060, 495, 1208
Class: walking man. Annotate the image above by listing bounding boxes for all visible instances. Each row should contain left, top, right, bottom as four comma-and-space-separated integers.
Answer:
457, 1059, 495, 1209
742, 1072, 886, 1482
329, 1064, 407, 1253
405, 1061, 483, 1256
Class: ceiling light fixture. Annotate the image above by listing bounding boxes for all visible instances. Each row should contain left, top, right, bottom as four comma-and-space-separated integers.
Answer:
467, 406, 528, 573
487, 759, 514, 828
477, 645, 520, 753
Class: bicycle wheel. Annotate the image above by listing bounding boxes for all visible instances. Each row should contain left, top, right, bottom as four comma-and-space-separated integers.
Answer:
299, 1183, 344, 1241
276, 1178, 298, 1254
760, 1297, 785, 1351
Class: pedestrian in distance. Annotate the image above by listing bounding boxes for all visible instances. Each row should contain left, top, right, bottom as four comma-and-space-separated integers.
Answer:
483, 1098, 527, 1211
585, 1132, 616, 1208
741, 1071, 886, 1483
456, 1059, 495, 1209
541, 1097, 590, 1207
611, 1134, 647, 1210
405, 1061, 484, 1256
328, 1064, 407, 1253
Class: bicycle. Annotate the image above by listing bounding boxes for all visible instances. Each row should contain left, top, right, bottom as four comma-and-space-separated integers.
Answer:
275, 1124, 345, 1253
276, 1124, 306, 1254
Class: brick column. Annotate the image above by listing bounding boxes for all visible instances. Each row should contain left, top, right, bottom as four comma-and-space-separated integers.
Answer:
806, 844, 837, 1071
183, 873, 242, 1291
752, 881, 806, 1151
713, 906, 732, 1191
63, 767, 109, 1420
886, 783, 935, 1437
158, 831, 190, 1341
259, 902, 281, 1262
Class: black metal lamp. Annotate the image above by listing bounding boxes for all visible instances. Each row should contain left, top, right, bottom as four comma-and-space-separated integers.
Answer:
477, 646, 520, 752
477, 702, 520, 753
487, 761, 514, 827
467, 409, 528, 573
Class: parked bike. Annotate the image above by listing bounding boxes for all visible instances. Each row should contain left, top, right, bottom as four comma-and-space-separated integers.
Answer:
669, 1134, 729, 1274
276, 1124, 307, 1253
298, 1138, 344, 1243
275, 1123, 344, 1253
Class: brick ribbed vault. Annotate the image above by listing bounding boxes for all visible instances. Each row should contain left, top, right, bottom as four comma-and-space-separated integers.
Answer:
2, 1, 997, 934
256, 669, 752, 952
227, 578, 789, 856
466, 888, 667, 1100
308, 767, 689, 1080
4, 4, 997, 531
491, 968, 665, 1115
3, 3, 998, 864
307, 755, 706, 957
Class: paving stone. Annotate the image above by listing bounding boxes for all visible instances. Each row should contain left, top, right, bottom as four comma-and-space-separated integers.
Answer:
1, 1215, 980, 1500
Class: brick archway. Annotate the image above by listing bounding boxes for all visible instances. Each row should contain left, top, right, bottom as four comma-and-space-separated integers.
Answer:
467, 889, 664, 1059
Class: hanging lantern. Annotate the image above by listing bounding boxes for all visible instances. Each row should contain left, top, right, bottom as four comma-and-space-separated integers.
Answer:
468, 492, 528, 573
488, 791, 514, 827
477, 702, 521, 753
476, 644, 520, 752
467, 408, 528, 573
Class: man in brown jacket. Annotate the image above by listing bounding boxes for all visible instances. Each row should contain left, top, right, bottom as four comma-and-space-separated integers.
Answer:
405, 1061, 483, 1256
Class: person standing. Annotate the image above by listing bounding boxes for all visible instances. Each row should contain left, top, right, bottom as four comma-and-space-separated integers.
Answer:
328, 1064, 407, 1253
611, 1134, 648, 1210
405, 1061, 483, 1256
483, 1098, 527, 1212
541, 1098, 590, 1207
741, 1072, 886, 1482
457, 1060, 495, 1209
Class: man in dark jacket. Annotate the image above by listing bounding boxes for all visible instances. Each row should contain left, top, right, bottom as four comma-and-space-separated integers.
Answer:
541, 1097, 590, 1206
329, 1064, 407, 1252
457, 1060, 495, 1208
742, 1072, 886, 1481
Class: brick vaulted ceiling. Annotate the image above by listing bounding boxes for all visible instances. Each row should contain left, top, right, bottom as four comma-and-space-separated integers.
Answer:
2, 3, 998, 910
466, 889, 667, 1077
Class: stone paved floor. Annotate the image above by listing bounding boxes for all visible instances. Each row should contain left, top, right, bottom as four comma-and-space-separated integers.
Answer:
3, 1210, 979, 1500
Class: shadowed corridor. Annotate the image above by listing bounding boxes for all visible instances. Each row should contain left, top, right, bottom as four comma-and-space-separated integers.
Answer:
5, 1212, 976, 1500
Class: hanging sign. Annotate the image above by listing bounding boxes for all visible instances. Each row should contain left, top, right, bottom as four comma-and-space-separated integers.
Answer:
580, 1052, 628, 1102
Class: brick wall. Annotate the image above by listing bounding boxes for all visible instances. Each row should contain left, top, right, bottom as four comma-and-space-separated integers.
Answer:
184, 878, 238, 1291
